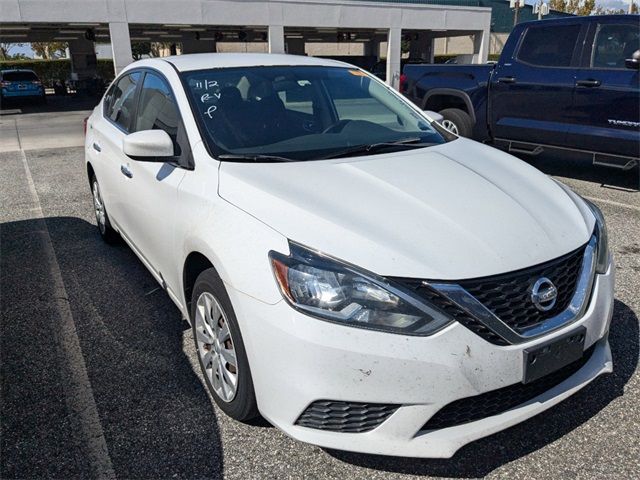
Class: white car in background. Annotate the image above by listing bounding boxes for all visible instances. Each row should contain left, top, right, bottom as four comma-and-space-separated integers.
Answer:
85, 53, 614, 458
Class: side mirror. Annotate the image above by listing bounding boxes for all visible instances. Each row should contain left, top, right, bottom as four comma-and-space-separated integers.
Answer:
123, 130, 174, 161
625, 50, 640, 70
424, 110, 444, 123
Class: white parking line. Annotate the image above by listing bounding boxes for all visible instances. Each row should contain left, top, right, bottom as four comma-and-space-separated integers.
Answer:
584, 196, 640, 212
19, 149, 116, 479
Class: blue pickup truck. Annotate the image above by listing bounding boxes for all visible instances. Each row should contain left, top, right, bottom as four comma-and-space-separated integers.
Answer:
402, 15, 639, 169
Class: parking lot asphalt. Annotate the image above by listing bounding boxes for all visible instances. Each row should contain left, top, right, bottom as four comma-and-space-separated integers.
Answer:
0, 96, 94, 152
0, 107, 639, 479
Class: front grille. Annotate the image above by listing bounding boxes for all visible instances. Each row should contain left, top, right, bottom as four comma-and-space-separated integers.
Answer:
394, 244, 586, 344
457, 246, 585, 332
422, 344, 596, 431
408, 284, 509, 345
295, 400, 398, 433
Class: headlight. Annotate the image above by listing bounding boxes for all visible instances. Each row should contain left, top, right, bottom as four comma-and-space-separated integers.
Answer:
585, 199, 609, 274
269, 243, 452, 335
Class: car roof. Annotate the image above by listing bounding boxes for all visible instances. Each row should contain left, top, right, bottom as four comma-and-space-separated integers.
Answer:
518, 13, 638, 28
154, 53, 353, 72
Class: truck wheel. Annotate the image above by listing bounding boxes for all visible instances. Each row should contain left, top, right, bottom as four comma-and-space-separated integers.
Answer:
439, 108, 473, 137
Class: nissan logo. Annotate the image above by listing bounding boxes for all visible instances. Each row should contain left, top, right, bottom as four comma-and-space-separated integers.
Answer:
530, 277, 558, 312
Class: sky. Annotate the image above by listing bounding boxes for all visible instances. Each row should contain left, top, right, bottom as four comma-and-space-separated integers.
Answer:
5, 0, 635, 59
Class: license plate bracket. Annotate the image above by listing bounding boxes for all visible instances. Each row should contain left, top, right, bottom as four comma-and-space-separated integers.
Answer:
523, 327, 586, 384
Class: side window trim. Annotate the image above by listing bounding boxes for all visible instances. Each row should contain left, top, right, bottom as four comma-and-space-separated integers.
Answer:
514, 23, 586, 69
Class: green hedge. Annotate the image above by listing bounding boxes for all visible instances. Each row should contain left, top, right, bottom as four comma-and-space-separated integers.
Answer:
0, 59, 115, 87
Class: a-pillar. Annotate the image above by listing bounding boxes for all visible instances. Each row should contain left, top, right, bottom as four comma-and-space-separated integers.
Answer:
286, 38, 305, 55
109, 22, 133, 75
268, 25, 285, 53
68, 38, 97, 80
386, 27, 402, 89
181, 38, 217, 54
473, 29, 490, 64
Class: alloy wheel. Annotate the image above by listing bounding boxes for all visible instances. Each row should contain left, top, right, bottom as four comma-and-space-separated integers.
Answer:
195, 292, 239, 402
92, 181, 106, 234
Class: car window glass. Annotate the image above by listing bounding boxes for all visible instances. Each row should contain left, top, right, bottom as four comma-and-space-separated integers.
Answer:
276, 81, 314, 115
591, 23, 640, 69
103, 72, 141, 132
326, 74, 403, 128
135, 72, 181, 155
2, 71, 38, 81
517, 24, 581, 67
182, 66, 445, 161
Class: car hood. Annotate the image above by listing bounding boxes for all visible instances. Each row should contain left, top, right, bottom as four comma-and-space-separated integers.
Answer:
218, 138, 594, 280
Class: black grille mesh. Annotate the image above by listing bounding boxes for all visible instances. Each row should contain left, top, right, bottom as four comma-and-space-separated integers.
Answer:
296, 400, 398, 433
457, 246, 585, 332
422, 344, 595, 431
393, 244, 586, 344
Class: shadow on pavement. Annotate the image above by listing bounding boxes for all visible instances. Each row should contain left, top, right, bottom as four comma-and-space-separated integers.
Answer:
0, 94, 97, 114
327, 299, 638, 477
1, 216, 223, 479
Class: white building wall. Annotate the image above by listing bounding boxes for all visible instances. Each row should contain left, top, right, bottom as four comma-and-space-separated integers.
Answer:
1, 0, 492, 83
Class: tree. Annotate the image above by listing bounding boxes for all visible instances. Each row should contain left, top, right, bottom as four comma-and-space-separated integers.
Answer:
550, 0, 595, 15
549, 0, 567, 10
131, 42, 151, 60
594, 1, 638, 14
0, 42, 25, 60
31, 42, 67, 59
150, 42, 174, 57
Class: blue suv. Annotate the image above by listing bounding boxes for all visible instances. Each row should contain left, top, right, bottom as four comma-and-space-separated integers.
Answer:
0, 69, 46, 105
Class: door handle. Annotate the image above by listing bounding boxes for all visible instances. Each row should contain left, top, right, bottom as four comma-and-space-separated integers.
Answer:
498, 76, 517, 84
120, 164, 133, 178
92, 142, 101, 152
576, 79, 601, 88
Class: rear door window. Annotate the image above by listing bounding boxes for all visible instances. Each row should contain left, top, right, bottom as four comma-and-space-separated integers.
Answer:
103, 72, 141, 132
2, 71, 39, 82
591, 23, 640, 69
517, 24, 582, 67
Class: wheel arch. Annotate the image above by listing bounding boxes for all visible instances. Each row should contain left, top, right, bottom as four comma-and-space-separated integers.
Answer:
183, 251, 216, 313
86, 161, 96, 187
422, 89, 476, 124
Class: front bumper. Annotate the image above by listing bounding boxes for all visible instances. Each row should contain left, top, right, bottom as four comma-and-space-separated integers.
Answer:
229, 261, 614, 458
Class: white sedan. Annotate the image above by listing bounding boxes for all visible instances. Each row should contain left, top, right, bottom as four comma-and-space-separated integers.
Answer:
85, 53, 614, 458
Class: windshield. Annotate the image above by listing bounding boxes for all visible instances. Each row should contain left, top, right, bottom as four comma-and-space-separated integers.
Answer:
181, 66, 447, 161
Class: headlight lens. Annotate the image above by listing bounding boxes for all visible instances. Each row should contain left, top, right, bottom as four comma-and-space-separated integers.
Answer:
269, 243, 452, 335
585, 199, 609, 274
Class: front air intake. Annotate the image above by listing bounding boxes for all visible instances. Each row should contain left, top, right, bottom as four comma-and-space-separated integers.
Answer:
295, 400, 398, 433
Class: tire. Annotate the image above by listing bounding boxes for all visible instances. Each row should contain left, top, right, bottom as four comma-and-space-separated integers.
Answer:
439, 108, 473, 137
90, 175, 120, 244
190, 268, 259, 422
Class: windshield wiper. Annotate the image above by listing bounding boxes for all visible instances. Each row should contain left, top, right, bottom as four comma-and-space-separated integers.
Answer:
218, 154, 297, 163
319, 137, 433, 160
